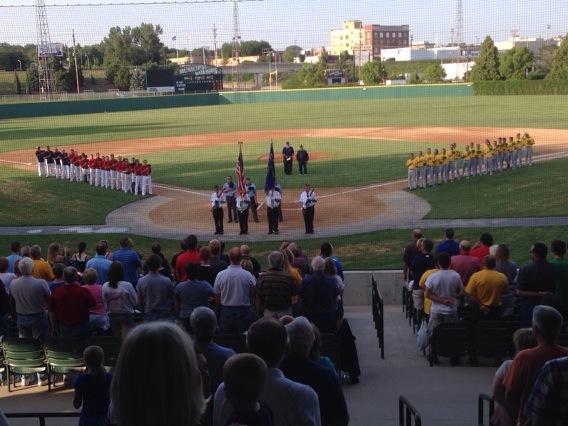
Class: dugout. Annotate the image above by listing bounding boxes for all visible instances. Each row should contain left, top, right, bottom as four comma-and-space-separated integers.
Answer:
176, 64, 223, 93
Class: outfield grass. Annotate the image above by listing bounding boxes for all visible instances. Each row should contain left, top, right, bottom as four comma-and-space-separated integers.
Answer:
417, 157, 568, 219
1, 95, 568, 153
147, 137, 436, 189
1, 225, 566, 270
0, 167, 139, 226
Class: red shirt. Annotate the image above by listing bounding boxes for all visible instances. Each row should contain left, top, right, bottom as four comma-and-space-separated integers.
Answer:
49, 283, 96, 326
88, 158, 96, 168
140, 165, 149, 176
175, 250, 201, 281
80, 158, 89, 168
110, 159, 118, 170
470, 244, 490, 264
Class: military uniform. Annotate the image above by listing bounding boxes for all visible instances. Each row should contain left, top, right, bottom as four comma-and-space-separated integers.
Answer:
222, 178, 238, 223
211, 187, 225, 235
266, 188, 282, 234
236, 193, 251, 235
299, 186, 317, 234
245, 180, 259, 223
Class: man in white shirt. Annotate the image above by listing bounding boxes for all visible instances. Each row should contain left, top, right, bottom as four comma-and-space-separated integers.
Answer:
210, 185, 225, 235
266, 186, 282, 235
213, 247, 256, 333
425, 251, 463, 334
236, 192, 251, 235
299, 183, 317, 234
213, 318, 321, 426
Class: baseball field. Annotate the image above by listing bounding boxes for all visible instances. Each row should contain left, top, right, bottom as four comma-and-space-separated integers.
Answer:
1, 91, 568, 267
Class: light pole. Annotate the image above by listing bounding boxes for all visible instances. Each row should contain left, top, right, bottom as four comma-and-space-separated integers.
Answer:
84, 54, 90, 69
17, 60, 22, 71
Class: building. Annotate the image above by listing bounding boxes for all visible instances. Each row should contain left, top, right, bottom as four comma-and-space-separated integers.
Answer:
381, 46, 462, 62
495, 36, 559, 55
329, 20, 409, 62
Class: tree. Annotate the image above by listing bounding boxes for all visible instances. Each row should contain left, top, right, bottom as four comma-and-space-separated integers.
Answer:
360, 60, 387, 84
282, 45, 302, 63
546, 35, 568, 80
536, 44, 558, 74
26, 64, 39, 93
13, 72, 22, 94
423, 63, 447, 82
319, 47, 329, 65
131, 23, 164, 64
114, 66, 131, 90
470, 36, 501, 81
338, 50, 350, 71
130, 68, 146, 91
408, 73, 421, 84
499, 46, 534, 79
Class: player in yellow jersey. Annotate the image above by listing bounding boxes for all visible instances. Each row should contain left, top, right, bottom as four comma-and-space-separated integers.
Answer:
439, 148, 449, 184
432, 149, 442, 185
515, 133, 523, 168
524, 132, 535, 166
406, 153, 418, 190
415, 150, 426, 189
462, 145, 472, 178
424, 148, 434, 187
448, 143, 461, 181
483, 139, 494, 176
493, 140, 501, 172
508, 137, 517, 170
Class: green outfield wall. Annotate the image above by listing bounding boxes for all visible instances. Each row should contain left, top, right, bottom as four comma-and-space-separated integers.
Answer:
0, 84, 473, 119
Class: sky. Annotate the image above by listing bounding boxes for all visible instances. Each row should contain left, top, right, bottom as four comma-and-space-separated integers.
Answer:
1, 0, 567, 49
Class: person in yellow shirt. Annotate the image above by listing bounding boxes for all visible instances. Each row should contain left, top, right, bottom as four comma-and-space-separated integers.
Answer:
448, 143, 461, 182
493, 140, 502, 172
508, 136, 518, 170
424, 148, 434, 187
406, 153, 418, 190
414, 151, 426, 189
30, 245, 55, 281
465, 255, 509, 321
462, 145, 472, 178
483, 140, 494, 176
515, 133, 523, 168
524, 132, 535, 166
439, 148, 449, 184
419, 267, 438, 317
432, 149, 442, 185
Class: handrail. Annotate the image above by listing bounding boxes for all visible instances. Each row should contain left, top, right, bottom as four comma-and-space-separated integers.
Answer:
478, 393, 495, 426
399, 396, 422, 426
372, 276, 385, 359
5, 412, 81, 426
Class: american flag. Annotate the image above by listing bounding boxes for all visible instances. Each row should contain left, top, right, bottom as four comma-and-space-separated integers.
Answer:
264, 140, 276, 192
236, 143, 246, 196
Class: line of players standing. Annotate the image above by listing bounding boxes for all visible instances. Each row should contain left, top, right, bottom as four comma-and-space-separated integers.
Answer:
35, 146, 153, 196
405, 132, 536, 190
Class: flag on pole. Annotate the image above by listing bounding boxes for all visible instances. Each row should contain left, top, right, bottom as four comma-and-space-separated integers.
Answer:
236, 142, 246, 196
264, 140, 276, 192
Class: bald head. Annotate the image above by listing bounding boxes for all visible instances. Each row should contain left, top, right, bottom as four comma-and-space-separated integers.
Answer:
459, 240, 471, 253
229, 247, 242, 265
209, 239, 221, 255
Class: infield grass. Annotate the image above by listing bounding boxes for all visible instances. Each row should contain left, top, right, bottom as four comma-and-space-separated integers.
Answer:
1, 95, 568, 152
1, 225, 566, 270
417, 157, 568, 219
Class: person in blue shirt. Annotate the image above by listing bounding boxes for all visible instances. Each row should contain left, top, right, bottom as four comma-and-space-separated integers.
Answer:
74, 345, 112, 426
245, 177, 260, 223
435, 228, 460, 257
86, 243, 113, 285
319, 242, 344, 280
111, 238, 141, 287
6, 241, 22, 274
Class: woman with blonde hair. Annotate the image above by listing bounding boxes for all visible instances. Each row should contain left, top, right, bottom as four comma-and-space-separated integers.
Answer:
111, 322, 205, 426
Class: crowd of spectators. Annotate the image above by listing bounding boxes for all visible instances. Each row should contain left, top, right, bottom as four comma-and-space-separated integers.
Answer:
0, 236, 359, 426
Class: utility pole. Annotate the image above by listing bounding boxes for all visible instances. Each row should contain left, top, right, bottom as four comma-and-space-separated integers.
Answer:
35, 0, 56, 100
231, 0, 241, 90
72, 29, 80, 94
213, 25, 218, 66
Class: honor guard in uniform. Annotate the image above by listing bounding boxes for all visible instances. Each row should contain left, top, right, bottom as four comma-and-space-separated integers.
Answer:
462, 145, 472, 178
245, 177, 259, 223
211, 185, 225, 235
265, 186, 282, 234
282, 141, 295, 175
296, 144, 309, 175
415, 151, 426, 189
222, 176, 238, 223
406, 153, 417, 190
275, 182, 284, 222
236, 191, 251, 235
524, 132, 535, 165
299, 183, 317, 234
35, 146, 46, 177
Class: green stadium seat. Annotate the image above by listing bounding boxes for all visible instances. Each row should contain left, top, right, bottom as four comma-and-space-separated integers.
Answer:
44, 337, 87, 391
2, 337, 46, 392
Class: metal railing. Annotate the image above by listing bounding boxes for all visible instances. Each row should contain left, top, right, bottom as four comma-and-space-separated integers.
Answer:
371, 276, 385, 359
5, 412, 81, 426
478, 393, 495, 426
399, 396, 422, 426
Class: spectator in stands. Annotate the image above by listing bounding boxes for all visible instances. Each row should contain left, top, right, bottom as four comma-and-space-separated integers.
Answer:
495, 244, 518, 286
195, 246, 217, 285
241, 259, 255, 275
175, 263, 214, 332
30, 245, 55, 282
502, 305, 568, 425
549, 239, 568, 322
70, 241, 90, 273
213, 247, 256, 334
49, 263, 66, 292
6, 241, 22, 274
470, 232, 494, 264
10, 257, 51, 341
111, 322, 205, 426
282, 249, 303, 315
300, 256, 340, 333
137, 254, 174, 322
288, 242, 310, 277
191, 307, 235, 396
524, 355, 568, 425
49, 266, 95, 338
222, 354, 274, 426
47, 242, 63, 267
465, 255, 509, 321
310, 324, 337, 376
281, 316, 349, 426
324, 257, 344, 297
0, 256, 17, 294
402, 229, 422, 283
213, 318, 321, 426
0, 276, 9, 338
13, 245, 30, 276
102, 261, 137, 338
418, 262, 439, 319
111, 238, 141, 287
450, 240, 481, 290
257, 251, 296, 317
175, 235, 200, 282
424, 252, 463, 338
435, 228, 460, 256
209, 239, 228, 272
150, 242, 172, 279
516, 243, 557, 327
320, 242, 344, 280
241, 244, 262, 278
74, 345, 112, 426
170, 238, 189, 272
492, 328, 536, 426
410, 238, 436, 313
82, 268, 110, 333
86, 242, 112, 285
